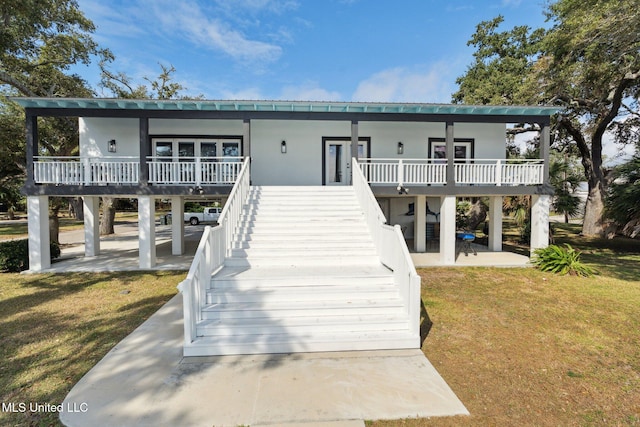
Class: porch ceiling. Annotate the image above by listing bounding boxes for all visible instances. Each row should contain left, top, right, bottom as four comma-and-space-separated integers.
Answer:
12, 97, 560, 118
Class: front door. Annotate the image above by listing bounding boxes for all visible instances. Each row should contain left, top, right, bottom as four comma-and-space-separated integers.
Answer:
324, 140, 367, 185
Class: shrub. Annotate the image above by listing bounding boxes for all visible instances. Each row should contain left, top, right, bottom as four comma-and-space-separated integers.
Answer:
531, 244, 595, 277
0, 239, 61, 272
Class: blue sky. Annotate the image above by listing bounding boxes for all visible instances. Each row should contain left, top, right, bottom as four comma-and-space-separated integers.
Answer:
75, 0, 549, 103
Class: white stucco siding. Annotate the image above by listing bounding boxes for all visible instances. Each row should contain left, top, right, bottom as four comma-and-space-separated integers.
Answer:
251, 120, 351, 186
359, 121, 506, 159
360, 122, 444, 158
454, 123, 506, 159
149, 119, 243, 136
80, 118, 139, 158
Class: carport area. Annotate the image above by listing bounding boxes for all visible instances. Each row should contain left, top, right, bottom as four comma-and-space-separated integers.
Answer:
45, 219, 204, 273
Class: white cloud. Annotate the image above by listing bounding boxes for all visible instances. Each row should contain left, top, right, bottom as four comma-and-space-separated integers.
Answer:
279, 83, 342, 101
220, 87, 266, 100
351, 65, 454, 103
149, 0, 282, 64
214, 0, 299, 15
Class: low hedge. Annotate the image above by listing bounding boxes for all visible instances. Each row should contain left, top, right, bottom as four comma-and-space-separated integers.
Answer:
0, 239, 61, 272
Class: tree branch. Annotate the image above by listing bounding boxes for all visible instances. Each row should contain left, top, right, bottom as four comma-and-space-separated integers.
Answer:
558, 116, 592, 181
0, 69, 38, 97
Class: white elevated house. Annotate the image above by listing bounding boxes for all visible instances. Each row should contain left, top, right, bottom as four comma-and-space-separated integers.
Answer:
16, 98, 557, 355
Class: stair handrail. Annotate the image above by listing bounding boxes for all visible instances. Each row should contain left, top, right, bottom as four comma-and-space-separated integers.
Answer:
218, 157, 252, 257
352, 158, 421, 338
178, 157, 251, 346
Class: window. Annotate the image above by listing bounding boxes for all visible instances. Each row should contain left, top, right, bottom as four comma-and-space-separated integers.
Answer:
151, 137, 242, 161
428, 138, 474, 163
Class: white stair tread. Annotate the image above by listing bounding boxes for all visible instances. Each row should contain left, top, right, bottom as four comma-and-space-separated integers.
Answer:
185, 331, 419, 356
212, 264, 393, 280
203, 298, 404, 312
198, 314, 407, 329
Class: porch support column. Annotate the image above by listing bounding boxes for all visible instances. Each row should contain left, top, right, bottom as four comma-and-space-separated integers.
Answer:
25, 112, 38, 186
414, 195, 427, 253
243, 119, 251, 158
540, 121, 551, 185
138, 196, 156, 268
445, 121, 455, 186
139, 117, 150, 186
351, 120, 359, 160
171, 196, 184, 255
530, 194, 551, 255
83, 196, 100, 257
350, 120, 358, 184
27, 196, 50, 271
439, 196, 456, 265
488, 196, 503, 252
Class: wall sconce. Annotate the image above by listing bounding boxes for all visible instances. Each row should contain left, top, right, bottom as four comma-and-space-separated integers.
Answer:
281, 140, 287, 154
189, 185, 204, 195
397, 141, 404, 155
108, 139, 117, 153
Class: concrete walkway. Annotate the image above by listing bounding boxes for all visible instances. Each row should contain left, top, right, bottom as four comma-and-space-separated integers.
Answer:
60, 293, 469, 427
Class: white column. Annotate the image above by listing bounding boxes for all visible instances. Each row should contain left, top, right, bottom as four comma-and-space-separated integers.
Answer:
439, 196, 456, 265
27, 196, 51, 271
138, 196, 156, 268
414, 195, 426, 252
488, 196, 503, 252
171, 196, 184, 255
530, 194, 551, 255
83, 196, 100, 257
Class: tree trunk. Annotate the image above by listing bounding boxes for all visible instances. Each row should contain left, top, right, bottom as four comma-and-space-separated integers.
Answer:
467, 199, 488, 231
100, 197, 116, 235
49, 206, 60, 244
581, 177, 606, 236
68, 198, 84, 221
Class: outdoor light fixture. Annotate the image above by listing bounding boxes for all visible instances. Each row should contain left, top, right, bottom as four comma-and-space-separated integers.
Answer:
281, 140, 287, 154
189, 186, 205, 195
108, 139, 117, 153
397, 141, 404, 155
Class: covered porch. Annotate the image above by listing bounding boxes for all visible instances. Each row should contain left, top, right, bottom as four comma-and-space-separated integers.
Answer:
374, 192, 550, 267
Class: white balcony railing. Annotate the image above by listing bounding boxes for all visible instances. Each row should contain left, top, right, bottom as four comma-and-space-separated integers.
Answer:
360, 159, 446, 185
147, 157, 243, 185
33, 156, 244, 186
359, 158, 544, 186
33, 157, 139, 185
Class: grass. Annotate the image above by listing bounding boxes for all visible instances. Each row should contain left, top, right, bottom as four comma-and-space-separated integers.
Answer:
370, 225, 640, 427
0, 211, 142, 241
0, 218, 85, 241
0, 271, 182, 427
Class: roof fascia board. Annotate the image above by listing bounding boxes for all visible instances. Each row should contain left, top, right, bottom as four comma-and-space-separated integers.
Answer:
23, 107, 551, 124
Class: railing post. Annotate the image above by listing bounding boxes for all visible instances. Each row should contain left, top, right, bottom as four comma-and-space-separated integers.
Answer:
84, 158, 91, 185
496, 159, 502, 186
195, 157, 202, 186
398, 159, 404, 187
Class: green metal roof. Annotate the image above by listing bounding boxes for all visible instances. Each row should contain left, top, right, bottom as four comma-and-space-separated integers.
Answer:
11, 97, 560, 116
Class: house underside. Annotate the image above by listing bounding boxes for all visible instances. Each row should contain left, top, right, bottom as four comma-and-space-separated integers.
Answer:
15, 98, 557, 355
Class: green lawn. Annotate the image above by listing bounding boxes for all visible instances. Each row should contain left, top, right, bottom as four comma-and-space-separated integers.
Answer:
0, 271, 183, 427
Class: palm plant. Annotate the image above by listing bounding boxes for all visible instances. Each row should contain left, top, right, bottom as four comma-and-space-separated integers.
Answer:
549, 154, 583, 223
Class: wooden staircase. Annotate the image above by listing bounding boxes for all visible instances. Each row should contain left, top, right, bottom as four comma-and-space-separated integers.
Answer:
183, 186, 419, 356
